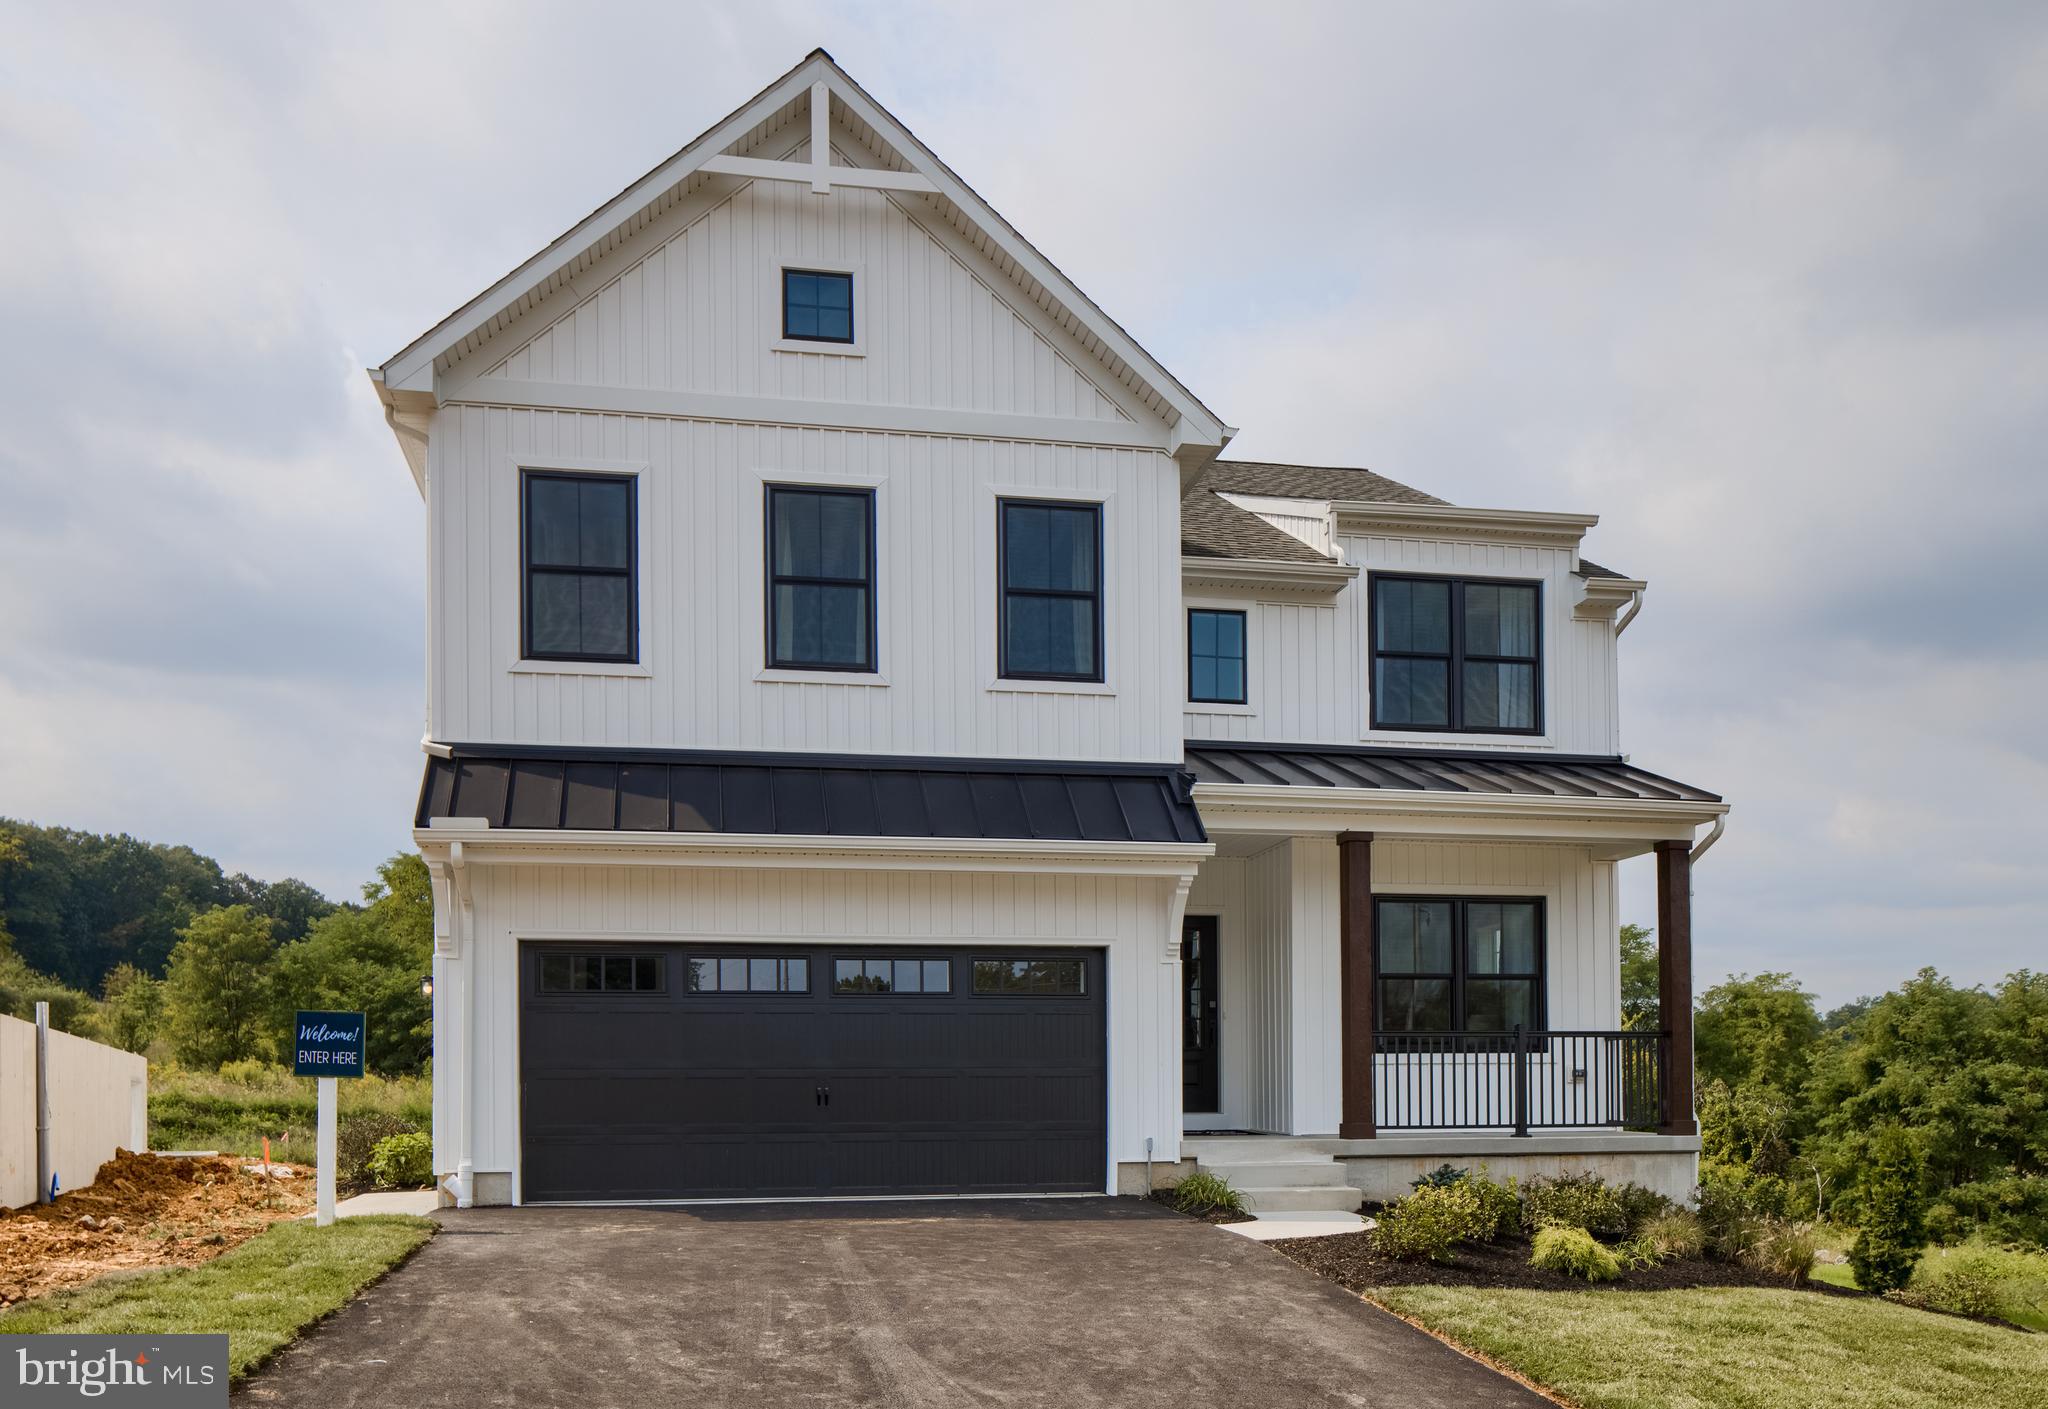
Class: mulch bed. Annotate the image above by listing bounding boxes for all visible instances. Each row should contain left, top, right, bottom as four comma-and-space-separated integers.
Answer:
1268, 1228, 1848, 1295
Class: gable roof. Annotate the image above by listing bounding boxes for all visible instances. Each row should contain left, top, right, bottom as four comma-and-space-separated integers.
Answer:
1181, 458, 1627, 579
370, 49, 1229, 456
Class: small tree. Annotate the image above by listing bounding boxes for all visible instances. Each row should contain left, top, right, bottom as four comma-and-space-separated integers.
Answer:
1849, 1127, 1925, 1294
94, 962, 166, 1053
163, 905, 276, 1067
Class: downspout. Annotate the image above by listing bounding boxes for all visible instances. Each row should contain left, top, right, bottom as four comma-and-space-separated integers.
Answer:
449, 841, 476, 1209
1614, 589, 1645, 636
1689, 815, 1725, 865
35, 1002, 52, 1203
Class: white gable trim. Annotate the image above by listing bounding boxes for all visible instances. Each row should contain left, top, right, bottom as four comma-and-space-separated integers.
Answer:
374, 50, 1229, 461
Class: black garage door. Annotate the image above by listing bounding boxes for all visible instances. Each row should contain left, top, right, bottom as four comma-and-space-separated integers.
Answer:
519, 944, 1106, 1201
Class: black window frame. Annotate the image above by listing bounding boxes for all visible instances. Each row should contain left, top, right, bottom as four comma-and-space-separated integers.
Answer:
1368, 572, 1543, 736
520, 469, 639, 664
536, 950, 665, 994
997, 497, 1105, 683
832, 955, 954, 995
764, 483, 878, 673
971, 956, 1088, 996
1187, 607, 1248, 705
781, 267, 855, 345
683, 955, 810, 994
1372, 896, 1546, 1038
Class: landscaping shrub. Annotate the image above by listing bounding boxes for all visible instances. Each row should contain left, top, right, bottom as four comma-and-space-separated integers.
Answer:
1741, 1219, 1818, 1285
1463, 1171, 1522, 1242
1169, 1170, 1248, 1218
365, 1132, 434, 1189
1530, 1225, 1622, 1282
1373, 1182, 1491, 1263
1696, 1168, 1774, 1262
336, 1113, 421, 1193
1614, 1235, 1662, 1271
1904, 1251, 2004, 1320
1520, 1173, 1635, 1240
1850, 1129, 1926, 1295
1411, 1163, 1469, 1190
1641, 1210, 1706, 1261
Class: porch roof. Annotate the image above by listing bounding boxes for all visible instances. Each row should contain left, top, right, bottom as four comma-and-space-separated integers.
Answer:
1184, 742, 1718, 803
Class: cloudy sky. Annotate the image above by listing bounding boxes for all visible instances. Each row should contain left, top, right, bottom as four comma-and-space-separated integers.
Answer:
2, 2, 2042, 1006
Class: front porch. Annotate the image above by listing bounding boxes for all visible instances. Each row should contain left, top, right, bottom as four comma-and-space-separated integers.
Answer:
1176, 743, 1726, 1209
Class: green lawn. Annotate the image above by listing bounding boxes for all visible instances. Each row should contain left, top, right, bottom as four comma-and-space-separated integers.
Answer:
1370, 1284, 2047, 1409
0, 1215, 435, 1379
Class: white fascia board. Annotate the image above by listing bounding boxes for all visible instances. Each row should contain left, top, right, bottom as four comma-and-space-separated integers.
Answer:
1331, 501, 1600, 547
1192, 783, 1727, 841
413, 827, 1212, 878
376, 51, 1228, 453
1179, 556, 1358, 594
378, 53, 828, 392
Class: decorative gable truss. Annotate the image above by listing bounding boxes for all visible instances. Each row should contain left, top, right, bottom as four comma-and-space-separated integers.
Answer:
373, 50, 1232, 492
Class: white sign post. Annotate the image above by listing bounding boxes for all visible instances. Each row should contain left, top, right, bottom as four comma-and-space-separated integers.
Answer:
293, 1009, 365, 1229
316, 1077, 338, 1226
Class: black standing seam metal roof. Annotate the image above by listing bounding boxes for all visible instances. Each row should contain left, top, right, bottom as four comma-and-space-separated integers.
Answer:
417, 747, 1209, 844
1183, 743, 1720, 804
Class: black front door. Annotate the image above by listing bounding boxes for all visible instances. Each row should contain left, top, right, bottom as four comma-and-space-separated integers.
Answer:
1182, 916, 1219, 1112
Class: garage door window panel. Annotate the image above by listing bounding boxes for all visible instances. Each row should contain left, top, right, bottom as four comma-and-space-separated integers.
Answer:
538, 952, 663, 993
834, 957, 952, 994
684, 955, 809, 993
972, 957, 1087, 995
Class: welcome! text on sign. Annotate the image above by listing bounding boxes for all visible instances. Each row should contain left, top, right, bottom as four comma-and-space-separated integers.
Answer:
292, 1010, 367, 1077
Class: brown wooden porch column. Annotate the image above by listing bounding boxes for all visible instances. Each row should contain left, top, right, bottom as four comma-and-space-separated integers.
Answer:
1338, 831, 1376, 1138
1654, 840, 1699, 1136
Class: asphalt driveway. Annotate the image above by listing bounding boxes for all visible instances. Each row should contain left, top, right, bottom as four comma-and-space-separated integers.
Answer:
241, 1200, 1544, 1408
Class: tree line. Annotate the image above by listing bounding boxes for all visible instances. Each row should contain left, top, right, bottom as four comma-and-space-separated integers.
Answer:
1623, 925, 2047, 1246
0, 821, 430, 1076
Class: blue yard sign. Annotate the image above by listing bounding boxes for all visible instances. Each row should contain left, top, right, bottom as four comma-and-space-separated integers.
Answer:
292, 1010, 366, 1078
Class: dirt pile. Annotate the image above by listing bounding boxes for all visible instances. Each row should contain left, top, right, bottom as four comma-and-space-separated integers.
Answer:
0, 1150, 315, 1308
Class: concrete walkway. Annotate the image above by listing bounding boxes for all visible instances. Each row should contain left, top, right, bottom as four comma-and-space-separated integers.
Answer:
244, 1199, 1542, 1408
1222, 1210, 1375, 1242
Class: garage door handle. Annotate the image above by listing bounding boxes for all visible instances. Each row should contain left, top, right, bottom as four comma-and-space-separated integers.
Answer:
814, 1085, 831, 1107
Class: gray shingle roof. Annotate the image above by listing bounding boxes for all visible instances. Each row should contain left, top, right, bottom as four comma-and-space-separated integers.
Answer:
1179, 458, 1625, 579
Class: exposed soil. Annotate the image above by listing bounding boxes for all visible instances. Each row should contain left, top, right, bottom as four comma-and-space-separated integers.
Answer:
1269, 1228, 1849, 1295
0, 1149, 314, 1308
1147, 1191, 1254, 1225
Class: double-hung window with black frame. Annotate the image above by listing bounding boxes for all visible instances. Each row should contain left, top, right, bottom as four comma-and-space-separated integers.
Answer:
1370, 573, 1542, 734
766, 485, 876, 672
1187, 608, 1247, 704
522, 470, 637, 663
782, 268, 854, 344
1375, 897, 1545, 1040
998, 498, 1103, 682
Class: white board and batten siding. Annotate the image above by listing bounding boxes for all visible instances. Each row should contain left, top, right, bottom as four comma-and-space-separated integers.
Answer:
1185, 842, 1618, 1137
1186, 534, 1621, 756
425, 149, 1189, 765
437, 864, 1186, 1198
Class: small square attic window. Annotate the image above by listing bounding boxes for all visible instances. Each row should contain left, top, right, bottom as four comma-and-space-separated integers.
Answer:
783, 269, 854, 343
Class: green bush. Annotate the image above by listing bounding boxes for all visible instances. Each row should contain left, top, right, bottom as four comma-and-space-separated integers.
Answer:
336, 1113, 421, 1193
1696, 1168, 1774, 1261
1411, 1163, 1469, 1190
1898, 1243, 2048, 1326
1530, 1225, 1622, 1282
1520, 1173, 1635, 1240
1641, 1210, 1706, 1261
1168, 1170, 1248, 1218
1850, 1129, 1926, 1295
365, 1132, 434, 1189
1373, 1182, 1492, 1263
1614, 1235, 1662, 1271
1464, 1172, 1522, 1242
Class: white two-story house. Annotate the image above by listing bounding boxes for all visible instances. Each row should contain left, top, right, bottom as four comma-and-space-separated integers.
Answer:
374, 50, 1725, 1211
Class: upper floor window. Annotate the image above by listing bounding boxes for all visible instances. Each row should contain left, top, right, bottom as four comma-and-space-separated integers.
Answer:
767, 485, 875, 671
523, 471, 636, 663
1187, 609, 1247, 705
782, 269, 854, 344
998, 499, 1102, 682
1370, 575, 1540, 734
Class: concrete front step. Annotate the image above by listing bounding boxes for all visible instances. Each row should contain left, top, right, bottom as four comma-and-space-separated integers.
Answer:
1201, 1160, 1351, 1189
1236, 1184, 1363, 1214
